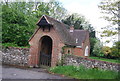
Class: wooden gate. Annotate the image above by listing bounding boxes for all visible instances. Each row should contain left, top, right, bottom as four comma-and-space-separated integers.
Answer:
39, 36, 52, 67
40, 52, 51, 67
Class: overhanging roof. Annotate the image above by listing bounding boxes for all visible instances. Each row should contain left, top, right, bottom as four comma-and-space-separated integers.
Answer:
29, 15, 89, 46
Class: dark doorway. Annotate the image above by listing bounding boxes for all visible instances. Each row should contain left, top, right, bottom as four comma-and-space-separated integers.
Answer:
39, 36, 52, 67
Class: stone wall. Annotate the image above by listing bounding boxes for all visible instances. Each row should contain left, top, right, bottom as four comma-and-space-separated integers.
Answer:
64, 55, 120, 72
2, 47, 29, 67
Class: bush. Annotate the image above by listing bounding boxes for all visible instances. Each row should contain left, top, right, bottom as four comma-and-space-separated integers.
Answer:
2, 4, 36, 47
2, 43, 29, 48
2, 43, 18, 48
110, 41, 120, 58
92, 39, 103, 57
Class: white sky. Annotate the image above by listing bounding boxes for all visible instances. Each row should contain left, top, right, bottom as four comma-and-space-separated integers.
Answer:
58, 0, 115, 47
58, 0, 109, 30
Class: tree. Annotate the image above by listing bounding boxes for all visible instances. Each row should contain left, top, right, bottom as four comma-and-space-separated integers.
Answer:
102, 46, 112, 58
33, 2, 50, 18
111, 41, 120, 58
90, 38, 97, 56
62, 13, 87, 29
98, 0, 120, 26
98, 0, 119, 37
33, 0, 67, 20
93, 39, 103, 57
2, 2, 37, 46
98, 0, 120, 47
48, 0, 67, 20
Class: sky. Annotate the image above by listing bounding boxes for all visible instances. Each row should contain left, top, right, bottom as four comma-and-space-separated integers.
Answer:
58, 0, 109, 30
57, 0, 115, 47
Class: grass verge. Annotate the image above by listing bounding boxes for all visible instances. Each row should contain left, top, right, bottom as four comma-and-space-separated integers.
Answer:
89, 56, 120, 64
50, 65, 119, 79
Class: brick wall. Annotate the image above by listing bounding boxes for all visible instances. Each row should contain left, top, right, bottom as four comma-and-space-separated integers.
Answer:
73, 48, 83, 56
29, 27, 64, 67
64, 47, 84, 57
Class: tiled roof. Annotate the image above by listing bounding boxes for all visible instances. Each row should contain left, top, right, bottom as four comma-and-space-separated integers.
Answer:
44, 15, 76, 46
68, 30, 88, 46
29, 15, 89, 46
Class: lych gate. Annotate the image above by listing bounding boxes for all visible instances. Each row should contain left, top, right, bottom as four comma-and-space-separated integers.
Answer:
28, 15, 90, 67
39, 36, 52, 67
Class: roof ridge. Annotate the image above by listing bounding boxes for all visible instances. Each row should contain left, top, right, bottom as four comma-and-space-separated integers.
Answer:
45, 15, 70, 27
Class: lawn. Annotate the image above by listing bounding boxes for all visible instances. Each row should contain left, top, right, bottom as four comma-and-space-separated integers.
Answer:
50, 65, 119, 79
89, 56, 120, 64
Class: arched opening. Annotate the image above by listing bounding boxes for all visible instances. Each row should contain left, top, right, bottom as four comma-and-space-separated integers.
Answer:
85, 46, 89, 56
39, 36, 52, 67
68, 50, 70, 54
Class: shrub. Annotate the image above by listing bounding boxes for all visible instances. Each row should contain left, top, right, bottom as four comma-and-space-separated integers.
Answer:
110, 41, 120, 58
2, 43, 29, 48
2, 43, 18, 48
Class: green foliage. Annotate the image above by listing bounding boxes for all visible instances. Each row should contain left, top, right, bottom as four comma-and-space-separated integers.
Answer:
98, 0, 119, 39
98, 0, 119, 26
62, 13, 85, 29
2, 2, 37, 46
2, 43, 29, 48
48, 0, 67, 20
33, 2, 50, 17
62, 13, 95, 31
101, 30, 118, 37
111, 41, 120, 58
102, 46, 111, 57
90, 38, 97, 56
34, 0, 67, 20
56, 56, 64, 66
50, 65, 118, 79
93, 41, 120, 59
2, 43, 18, 48
93, 39, 104, 57
92, 41, 120, 59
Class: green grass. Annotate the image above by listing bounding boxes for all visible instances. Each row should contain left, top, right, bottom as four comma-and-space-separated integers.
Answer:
50, 65, 119, 79
89, 56, 120, 64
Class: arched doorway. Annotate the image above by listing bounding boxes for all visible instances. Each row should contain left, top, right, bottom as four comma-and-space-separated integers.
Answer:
39, 36, 52, 67
85, 46, 89, 56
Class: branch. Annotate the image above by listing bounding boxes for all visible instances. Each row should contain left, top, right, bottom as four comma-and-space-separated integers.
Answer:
4, 0, 8, 5
111, 10, 120, 18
